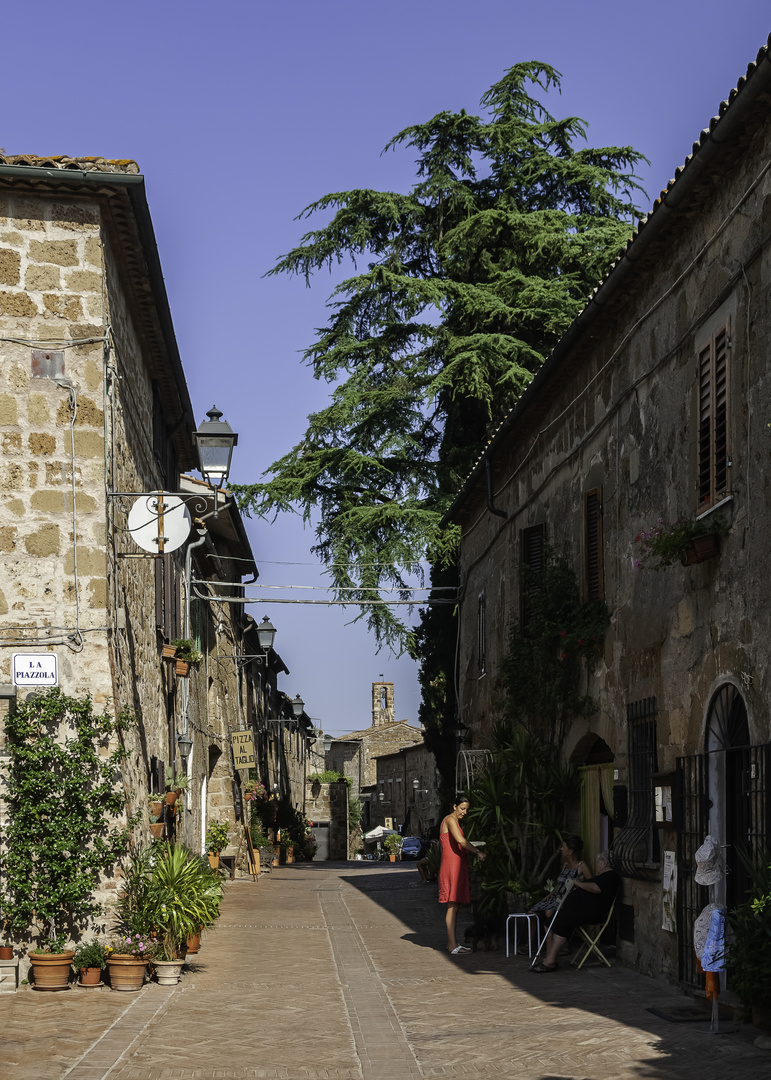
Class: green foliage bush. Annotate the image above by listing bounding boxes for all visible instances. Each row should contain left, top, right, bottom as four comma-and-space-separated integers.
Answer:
726, 851, 771, 1014
0, 689, 131, 947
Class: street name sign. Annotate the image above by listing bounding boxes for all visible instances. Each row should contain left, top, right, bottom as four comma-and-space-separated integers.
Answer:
12, 653, 58, 687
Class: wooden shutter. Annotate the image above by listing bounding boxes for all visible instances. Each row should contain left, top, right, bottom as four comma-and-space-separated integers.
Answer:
584, 488, 604, 602
520, 523, 545, 628
476, 592, 486, 675
697, 322, 730, 506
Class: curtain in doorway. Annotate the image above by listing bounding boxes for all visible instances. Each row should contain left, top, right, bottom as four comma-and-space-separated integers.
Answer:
580, 763, 614, 868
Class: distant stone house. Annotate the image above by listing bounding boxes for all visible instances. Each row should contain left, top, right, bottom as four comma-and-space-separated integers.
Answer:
371, 741, 440, 836
0, 156, 309, 947
326, 681, 424, 798
445, 40, 771, 990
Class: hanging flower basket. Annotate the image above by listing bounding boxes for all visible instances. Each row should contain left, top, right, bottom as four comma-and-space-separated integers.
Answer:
175, 659, 190, 677
162, 643, 178, 661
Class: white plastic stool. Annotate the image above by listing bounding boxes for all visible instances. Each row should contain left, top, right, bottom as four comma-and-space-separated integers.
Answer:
506, 912, 541, 957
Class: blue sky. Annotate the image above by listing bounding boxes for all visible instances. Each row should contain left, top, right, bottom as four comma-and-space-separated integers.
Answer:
2, 2, 769, 732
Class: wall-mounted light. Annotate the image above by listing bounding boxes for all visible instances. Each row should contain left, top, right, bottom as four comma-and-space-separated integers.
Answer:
194, 406, 238, 491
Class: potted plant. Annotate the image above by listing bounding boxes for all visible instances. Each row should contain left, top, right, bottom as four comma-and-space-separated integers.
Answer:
725, 851, 771, 1030
72, 940, 107, 987
148, 793, 165, 817
280, 835, 295, 864
384, 834, 402, 862
634, 515, 725, 569
106, 934, 157, 991
28, 933, 76, 991
161, 642, 178, 661
170, 638, 202, 676
165, 768, 189, 805
146, 845, 222, 985
205, 821, 231, 869
243, 779, 268, 803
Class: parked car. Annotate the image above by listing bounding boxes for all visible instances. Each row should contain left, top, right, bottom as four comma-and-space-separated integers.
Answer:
400, 836, 423, 860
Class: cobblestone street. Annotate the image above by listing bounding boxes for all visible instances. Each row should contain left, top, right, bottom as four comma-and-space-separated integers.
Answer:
1, 862, 769, 1080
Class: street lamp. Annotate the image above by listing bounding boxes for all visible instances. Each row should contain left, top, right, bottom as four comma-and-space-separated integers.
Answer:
177, 731, 193, 761
256, 615, 277, 653
454, 720, 471, 746
290, 694, 305, 719
194, 406, 238, 507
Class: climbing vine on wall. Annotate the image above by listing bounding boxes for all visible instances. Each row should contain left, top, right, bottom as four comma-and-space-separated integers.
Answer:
0, 689, 132, 947
500, 551, 609, 751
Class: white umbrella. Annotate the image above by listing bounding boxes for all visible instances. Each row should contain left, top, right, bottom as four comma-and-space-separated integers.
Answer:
363, 825, 399, 841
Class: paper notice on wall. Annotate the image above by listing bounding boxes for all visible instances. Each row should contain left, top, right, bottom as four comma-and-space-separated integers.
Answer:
662, 851, 677, 933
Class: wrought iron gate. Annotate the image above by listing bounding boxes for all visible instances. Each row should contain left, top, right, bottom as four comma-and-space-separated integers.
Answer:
675, 752, 708, 991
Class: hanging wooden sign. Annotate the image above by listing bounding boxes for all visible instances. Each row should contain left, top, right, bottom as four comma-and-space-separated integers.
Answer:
230, 729, 255, 768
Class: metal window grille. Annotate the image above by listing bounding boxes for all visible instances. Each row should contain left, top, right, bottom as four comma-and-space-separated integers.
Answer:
611, 698, 659, 879
675, 752, 708, 991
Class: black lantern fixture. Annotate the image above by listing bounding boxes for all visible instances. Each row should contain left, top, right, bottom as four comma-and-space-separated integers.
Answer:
256, 615, 277, 653
194, 406, 238, 491
454, 720, 470, 746
177, 730, 193, 761
290, 694, 305, 719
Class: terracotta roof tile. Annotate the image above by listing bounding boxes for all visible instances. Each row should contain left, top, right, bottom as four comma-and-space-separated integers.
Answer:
0, 153, 140, 174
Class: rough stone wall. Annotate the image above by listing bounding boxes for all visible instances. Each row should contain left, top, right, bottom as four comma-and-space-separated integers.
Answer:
328, 781, 350, 860
453, 106, 771, 981
372, 742, 438, 834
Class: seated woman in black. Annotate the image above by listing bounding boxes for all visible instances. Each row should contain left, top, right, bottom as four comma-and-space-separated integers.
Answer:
532, 850, 620, 972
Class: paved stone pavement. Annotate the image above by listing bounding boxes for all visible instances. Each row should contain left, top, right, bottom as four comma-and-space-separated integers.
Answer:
0, 861, 769, 1080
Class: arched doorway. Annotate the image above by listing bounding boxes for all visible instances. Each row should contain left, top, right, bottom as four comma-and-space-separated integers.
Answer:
705, 682, 751, 910
571, 733, 614, 868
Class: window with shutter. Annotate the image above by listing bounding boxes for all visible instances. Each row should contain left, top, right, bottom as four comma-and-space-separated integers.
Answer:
697, 323, 730, 507
520, 523, 545, 628
584, 488, 604, 602
476, 592, 486, 676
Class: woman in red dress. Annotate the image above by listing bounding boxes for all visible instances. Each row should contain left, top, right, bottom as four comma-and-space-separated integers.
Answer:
439, 795, 486, 954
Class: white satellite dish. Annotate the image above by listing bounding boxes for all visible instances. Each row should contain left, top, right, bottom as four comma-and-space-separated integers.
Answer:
127, 492, 192, 554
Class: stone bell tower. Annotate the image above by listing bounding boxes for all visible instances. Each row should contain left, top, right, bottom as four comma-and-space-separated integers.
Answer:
372, 680, 395, 727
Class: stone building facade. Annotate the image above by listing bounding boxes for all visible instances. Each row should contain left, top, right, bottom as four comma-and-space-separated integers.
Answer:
0, 156, 312, 958
445, 41, 771, 989
371, 741, 440, 836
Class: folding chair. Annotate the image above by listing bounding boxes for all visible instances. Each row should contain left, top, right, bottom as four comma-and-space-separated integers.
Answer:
570, 897, 617, 969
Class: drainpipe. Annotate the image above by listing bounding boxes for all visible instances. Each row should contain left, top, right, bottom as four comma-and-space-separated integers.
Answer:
180, 525, 208, 783
485, 455, 507, 519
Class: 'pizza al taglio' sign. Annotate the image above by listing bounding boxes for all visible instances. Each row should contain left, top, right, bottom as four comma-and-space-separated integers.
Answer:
12, 653, 58, 687
230, 730, 255, 768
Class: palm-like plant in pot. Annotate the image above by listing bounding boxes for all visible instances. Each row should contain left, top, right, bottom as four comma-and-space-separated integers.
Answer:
148, 846, 222, 984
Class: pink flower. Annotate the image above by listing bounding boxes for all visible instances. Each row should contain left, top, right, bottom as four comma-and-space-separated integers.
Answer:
560, 630, 567, 637
633, 558, 641, 569
560, 652, 567, 660
577, 639, 584, 645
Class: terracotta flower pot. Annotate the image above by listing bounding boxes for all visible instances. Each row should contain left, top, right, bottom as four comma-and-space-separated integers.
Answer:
185, 930, 201, 955
79, 966, 102, 986
208, 853, 220, 869
106, 955, 147, 991
29, 950, 75, 991
150, 822, 164, 839
175, 659, 190, 677
162, 644, 178, 660
149, 801, 163, 817
165, 791, 179, 806
0, 946, 13, 960
389, 854, 397, 863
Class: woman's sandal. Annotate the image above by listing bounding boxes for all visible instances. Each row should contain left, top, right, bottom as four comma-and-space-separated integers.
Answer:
450, 945, 471, 955
532, 962, 558, 973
